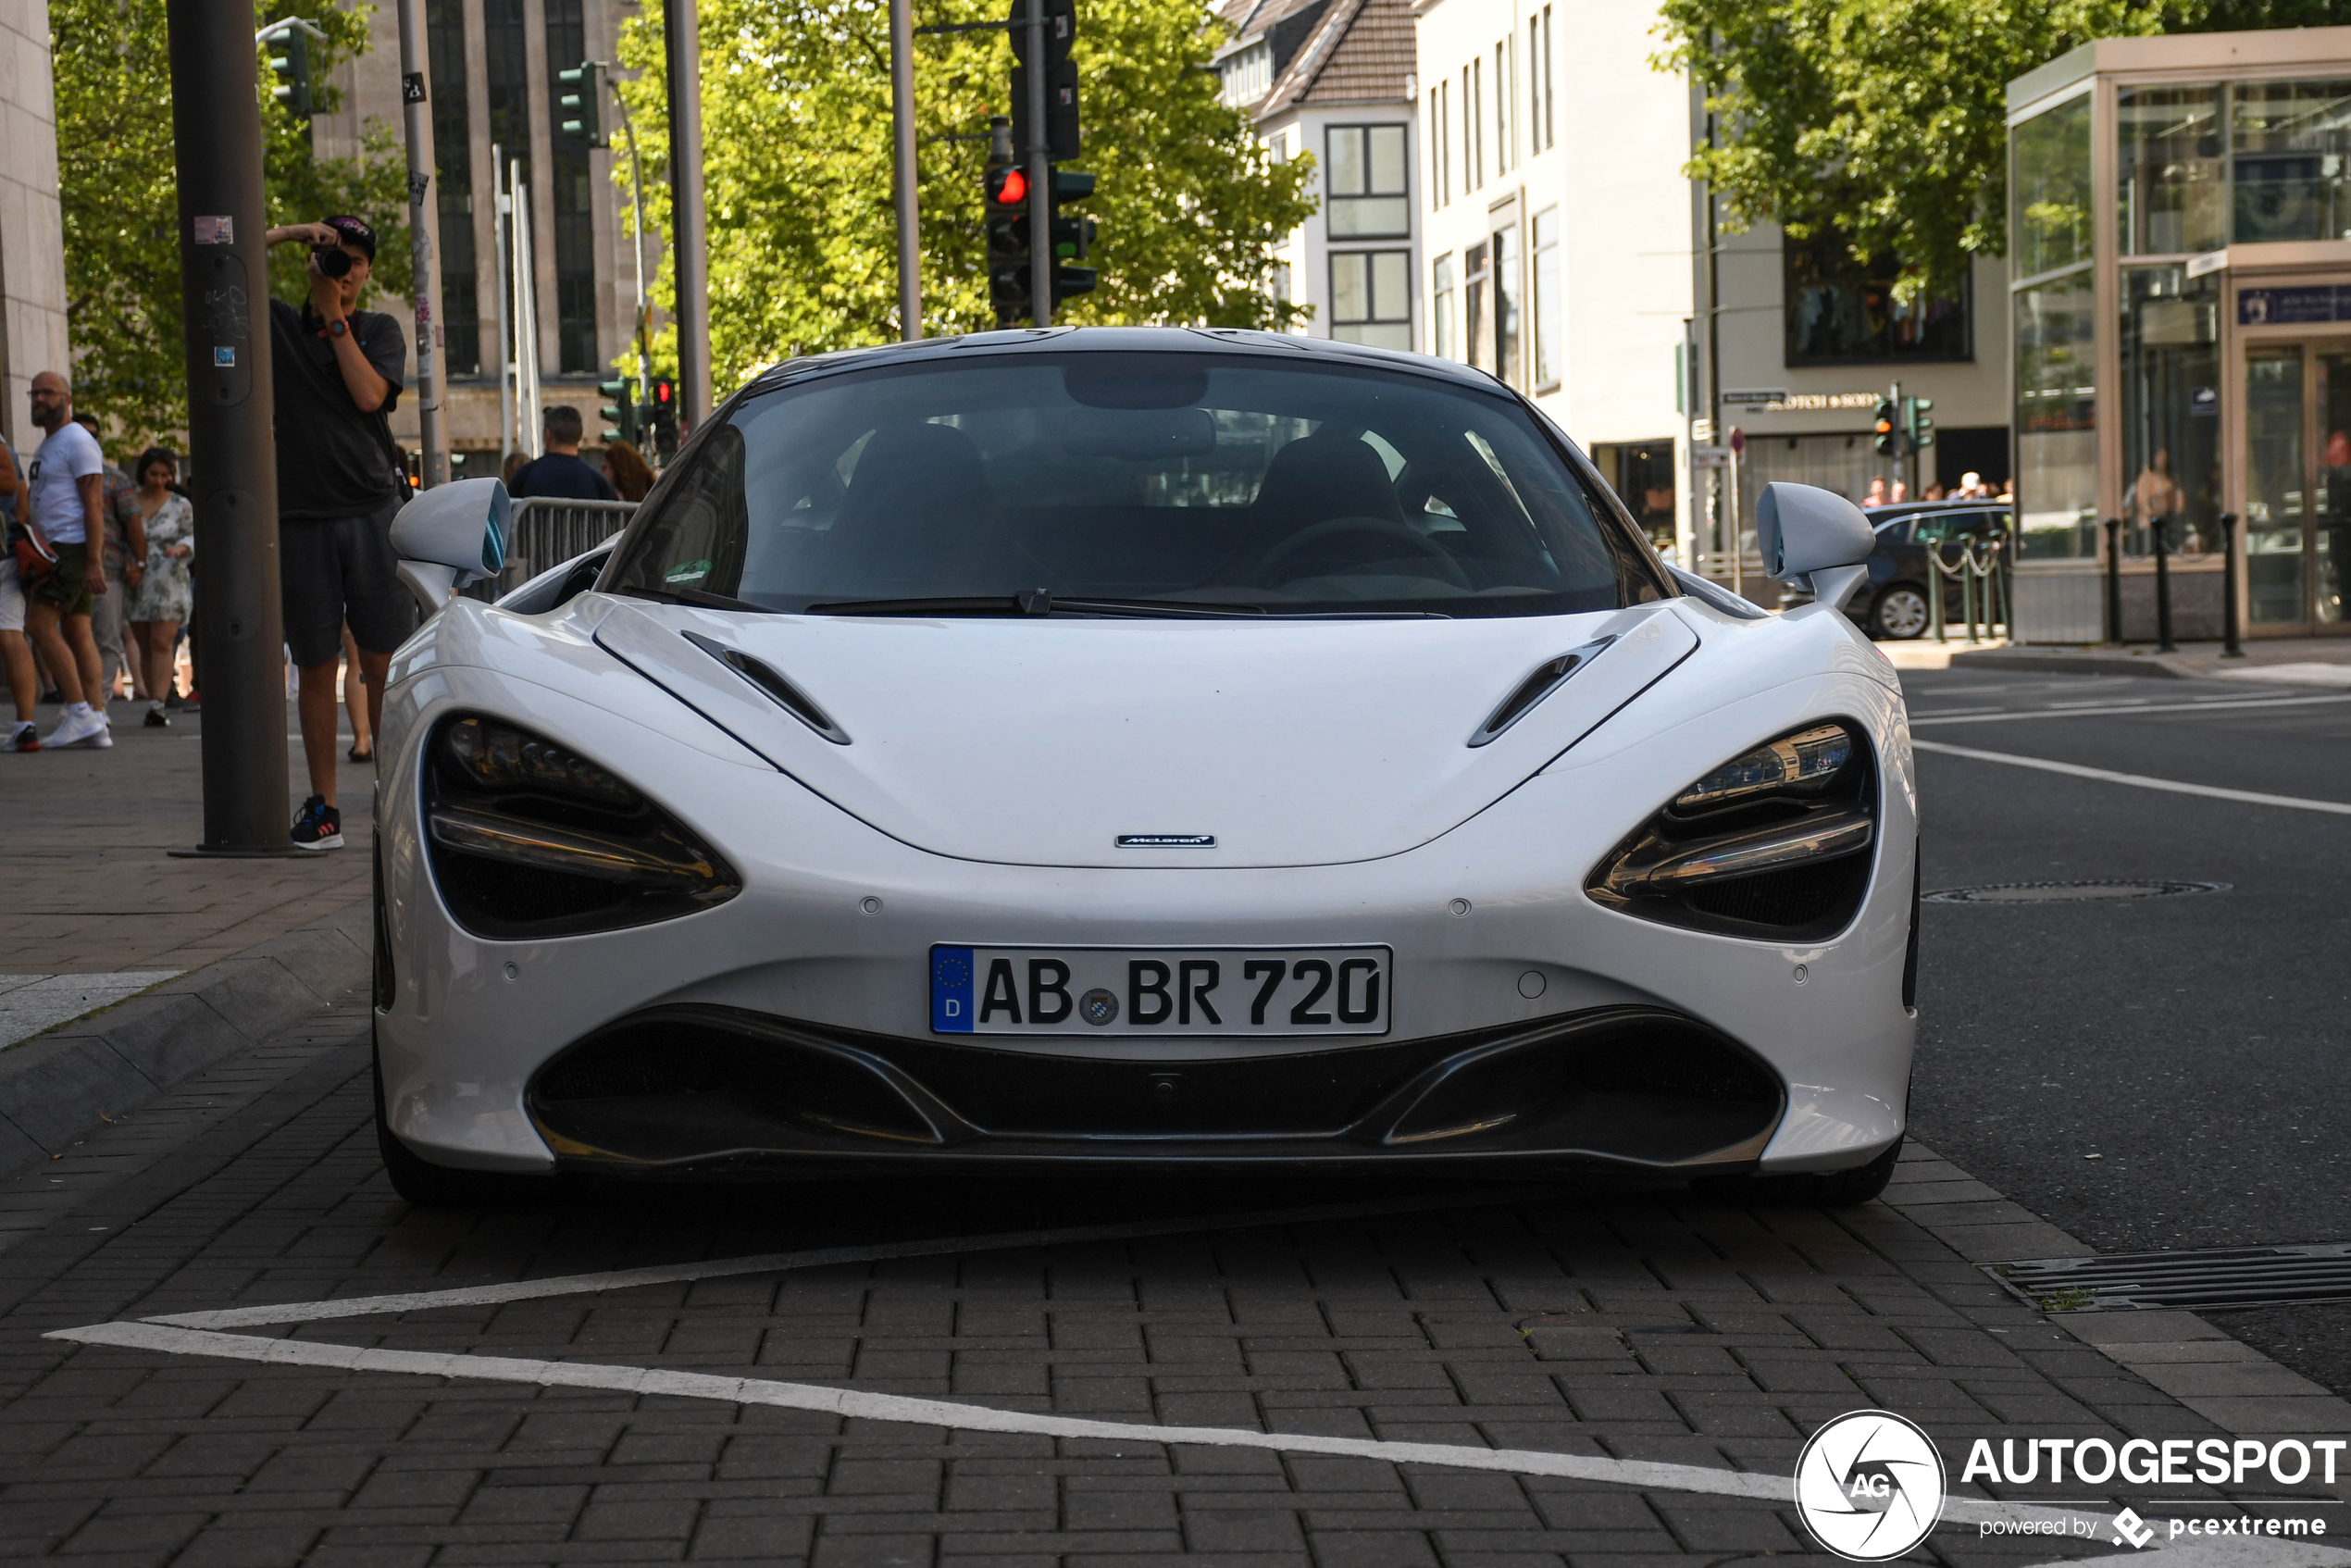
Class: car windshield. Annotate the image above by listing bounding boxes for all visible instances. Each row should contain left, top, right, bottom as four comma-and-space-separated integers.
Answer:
605, 350, 1668, 617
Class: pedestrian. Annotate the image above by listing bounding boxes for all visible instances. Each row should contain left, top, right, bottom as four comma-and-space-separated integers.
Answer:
0, 429, 37, 752
264, 215, 414, 849
501, 450, 528, 486
508, 408, 621, 501
74, 412, 147, 706
603, 438, 654, 503
1862, 478, 1887, 508
21, 371, 111, 749
124, 446, 193, 728
341, 623, 372, 761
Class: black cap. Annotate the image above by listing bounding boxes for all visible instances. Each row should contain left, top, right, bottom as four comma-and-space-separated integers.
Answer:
322, 215, 377, 261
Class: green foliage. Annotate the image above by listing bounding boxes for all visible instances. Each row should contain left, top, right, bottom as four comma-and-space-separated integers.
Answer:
613, 0, 1317, 392
50, 0, 411, 458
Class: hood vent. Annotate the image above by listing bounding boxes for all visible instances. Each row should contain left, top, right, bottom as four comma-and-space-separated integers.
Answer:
681, 630, 852, 745
1469, 637, 1615, 747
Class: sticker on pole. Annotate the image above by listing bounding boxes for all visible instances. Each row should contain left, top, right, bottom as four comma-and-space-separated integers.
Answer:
1793, 1410, 1947, 1561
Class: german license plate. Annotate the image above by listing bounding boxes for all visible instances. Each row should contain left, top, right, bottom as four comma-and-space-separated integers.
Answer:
929, 945, 1392, 1037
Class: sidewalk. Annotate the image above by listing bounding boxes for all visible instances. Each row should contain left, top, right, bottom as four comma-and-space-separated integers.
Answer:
0, 698, 376, 974
1943, 634, 2351, 682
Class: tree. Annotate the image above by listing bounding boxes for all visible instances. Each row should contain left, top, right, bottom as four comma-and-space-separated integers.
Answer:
50, 0, 411, 458
612, 0, 1317, 392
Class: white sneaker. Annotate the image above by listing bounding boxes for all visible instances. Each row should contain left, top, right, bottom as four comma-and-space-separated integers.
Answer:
44, 709, 111, 749
0, 722, 37, 753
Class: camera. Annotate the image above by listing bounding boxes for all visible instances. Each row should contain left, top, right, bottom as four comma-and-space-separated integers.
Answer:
313, 245, 355, 279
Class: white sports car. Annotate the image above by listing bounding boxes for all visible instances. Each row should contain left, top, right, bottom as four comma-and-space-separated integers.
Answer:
372, 330, 1916, 1206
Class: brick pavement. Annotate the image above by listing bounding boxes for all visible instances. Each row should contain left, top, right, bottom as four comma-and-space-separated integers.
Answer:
0, 699, 373, 975
0, 997, 2345, 1567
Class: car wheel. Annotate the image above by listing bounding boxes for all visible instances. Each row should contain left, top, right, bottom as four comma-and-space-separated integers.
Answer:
1871, 585, 1930, 640
373, 1043, 554, 1207
1697, 1136, 1904, 1208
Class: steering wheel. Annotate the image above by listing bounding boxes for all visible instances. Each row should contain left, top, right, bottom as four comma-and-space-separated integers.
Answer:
1247, 516, 1472, 589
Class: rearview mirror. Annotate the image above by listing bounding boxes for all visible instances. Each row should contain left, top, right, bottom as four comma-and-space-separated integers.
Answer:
1755, 482, 1875, 612
392, 478, 511, 614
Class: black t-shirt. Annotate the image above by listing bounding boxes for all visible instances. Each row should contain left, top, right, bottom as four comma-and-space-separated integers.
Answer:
269, 297, 406, 521
510, 452, 620, 502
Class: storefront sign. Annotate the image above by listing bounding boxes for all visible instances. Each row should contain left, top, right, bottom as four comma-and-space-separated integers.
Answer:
2238, 286, 2351, 325
1720, 387, 1788, 407
2191, 386, 2219, 417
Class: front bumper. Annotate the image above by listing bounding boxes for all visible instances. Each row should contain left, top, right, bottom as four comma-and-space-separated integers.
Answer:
373, 635, 1916, 1178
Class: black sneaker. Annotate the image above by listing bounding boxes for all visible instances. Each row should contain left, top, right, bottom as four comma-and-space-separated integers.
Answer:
143, 707, 169, 728
291, 795, 344, 851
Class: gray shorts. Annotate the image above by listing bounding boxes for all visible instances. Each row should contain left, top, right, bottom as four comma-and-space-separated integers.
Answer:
280, 497, 416, 668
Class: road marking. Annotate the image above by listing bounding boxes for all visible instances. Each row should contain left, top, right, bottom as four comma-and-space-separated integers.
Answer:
47, 1317, 2115, 1540
1912, 694, 2351, 727
1914, 740, 2351, 816
142, 1190, 1547, 1329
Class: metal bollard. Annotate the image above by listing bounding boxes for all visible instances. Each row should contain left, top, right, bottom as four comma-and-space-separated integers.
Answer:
1929, 554, 1947, 641
2220, 511, 2244, 658
2104, 518, 2123, 643
1962, 555, 1979, 643
2154, 514, 2176, 653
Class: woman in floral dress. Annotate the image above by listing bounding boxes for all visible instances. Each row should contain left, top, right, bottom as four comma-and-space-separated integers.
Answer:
125, 448, 193, 728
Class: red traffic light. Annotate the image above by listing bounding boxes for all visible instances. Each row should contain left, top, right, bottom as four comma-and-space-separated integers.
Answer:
653, 378, 674, 404
996, 168, 1027, 205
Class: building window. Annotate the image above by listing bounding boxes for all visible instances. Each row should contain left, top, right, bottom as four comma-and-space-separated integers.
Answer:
1495, 42, 1512, 175
1434, 254, 1457, 360
1530, 8, 1553, 154
485, 0, 529, 377
1467, 61, 1483, 191
1429, 83, 1448, 208
1220, 40, 1271, 107
2232, 77, 2351, 244
544, 0, 598, 376
425, 0, 479, 376
2119, 83, 2223, 256
1784, 230, 1970, 364
1465, 242, 1489, 370
1272, 261, 1292, 307
2012, 89, 2090, 279
1331, 251, 1411, 350
1327, 125, 1409, 238
1492, 220, 1520, 386
1531, 207, 1560, 388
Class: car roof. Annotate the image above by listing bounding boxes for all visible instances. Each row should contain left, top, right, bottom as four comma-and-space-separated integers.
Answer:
736, 325, 1507, 401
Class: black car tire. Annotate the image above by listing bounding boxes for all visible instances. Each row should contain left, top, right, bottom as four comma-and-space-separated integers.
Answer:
1696, 1137, 1904, 1208
374, 1041, 557, 1207
1871, 584, 1931, 640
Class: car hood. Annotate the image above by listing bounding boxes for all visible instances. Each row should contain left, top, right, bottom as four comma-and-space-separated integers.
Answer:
590, 598, 1699, 868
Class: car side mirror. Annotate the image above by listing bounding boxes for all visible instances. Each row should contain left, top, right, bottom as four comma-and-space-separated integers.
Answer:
1756, 482, 1875, 613
392, 478, 510, 615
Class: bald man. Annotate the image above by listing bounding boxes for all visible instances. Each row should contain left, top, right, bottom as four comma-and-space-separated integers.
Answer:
23, 371, 110, 749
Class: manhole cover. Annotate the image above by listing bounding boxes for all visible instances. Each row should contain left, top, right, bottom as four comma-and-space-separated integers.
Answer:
1989, 1243, 2351, 1312
1923, 879, 2229, 904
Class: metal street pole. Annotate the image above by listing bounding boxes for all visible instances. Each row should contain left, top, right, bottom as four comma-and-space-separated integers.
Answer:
665, 0, 713, 426
165, 0, 292, 855
393, 0, 447, 487
1025, 0, 1050, 328
889, 0, 921, 340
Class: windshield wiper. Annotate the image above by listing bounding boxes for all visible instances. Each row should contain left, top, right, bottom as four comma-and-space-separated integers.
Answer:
802, 591, 1268, 619
615, 583, 781, 615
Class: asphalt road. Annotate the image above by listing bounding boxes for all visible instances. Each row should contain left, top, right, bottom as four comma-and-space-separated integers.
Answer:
1899, 666, 2351, 1398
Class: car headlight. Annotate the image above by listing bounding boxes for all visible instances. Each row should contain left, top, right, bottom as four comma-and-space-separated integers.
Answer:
1587, 720, 1874, 938
423, 715, 740, 940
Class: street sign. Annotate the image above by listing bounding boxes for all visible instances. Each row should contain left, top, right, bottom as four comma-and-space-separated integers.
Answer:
1720, 387, 1786, 407
1007, 0, 1075, 66
1689, 444, 1730, 468
1728, 427, 1745, 455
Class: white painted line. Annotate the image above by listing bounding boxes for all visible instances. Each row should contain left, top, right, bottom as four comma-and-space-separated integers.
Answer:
47, 1318, 2112, 1539
144, 1190, 1544, 1329
1914, 740, 2351, 817
1912, 694, 2351, 727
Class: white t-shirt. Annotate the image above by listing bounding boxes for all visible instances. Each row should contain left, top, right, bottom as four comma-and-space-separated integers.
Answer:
29, 421, 104, 544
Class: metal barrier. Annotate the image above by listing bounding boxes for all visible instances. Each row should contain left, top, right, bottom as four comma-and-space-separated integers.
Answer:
1927, 537, 2009, 643
2220, 511, 2244, 658
461, 497, 637, 603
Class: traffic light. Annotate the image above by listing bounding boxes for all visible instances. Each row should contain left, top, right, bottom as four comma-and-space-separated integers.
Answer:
983, 119, 1033, 328
649, 377, 678, 461
266, 26, 315, 116
599, 376, 637, 448
558, 62, 606, 147
1049, 168, 1097, 305
1872, 396, 1899, 458
1903, 394, 1935, 452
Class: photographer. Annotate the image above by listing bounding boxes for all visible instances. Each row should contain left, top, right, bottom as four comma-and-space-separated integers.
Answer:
263, 216, 411, 851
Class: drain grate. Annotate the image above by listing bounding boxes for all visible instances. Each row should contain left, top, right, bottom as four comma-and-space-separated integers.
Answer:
1924, 879, 2229, 904
1989, 1242, 2351, 1312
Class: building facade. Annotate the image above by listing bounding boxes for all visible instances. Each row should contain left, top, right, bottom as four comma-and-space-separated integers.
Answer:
2009, 26, 2351, 641
1412, 0, 1691, 556
318, 0, 653, 476
0, 0, 69, 458
1218, 0, 1422, 356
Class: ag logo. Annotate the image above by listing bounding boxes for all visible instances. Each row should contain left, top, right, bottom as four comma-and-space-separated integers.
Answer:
1793, 1410, 1946, 1561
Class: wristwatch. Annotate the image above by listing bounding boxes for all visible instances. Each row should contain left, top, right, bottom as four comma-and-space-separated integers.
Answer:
326, 318, 348, 338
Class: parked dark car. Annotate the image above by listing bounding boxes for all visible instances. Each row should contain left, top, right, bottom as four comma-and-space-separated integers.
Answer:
1847, 500, 2012, 639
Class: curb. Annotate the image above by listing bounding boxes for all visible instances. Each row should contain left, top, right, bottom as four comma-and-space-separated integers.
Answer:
1946, 647, 2195, 678
0, 900, 372, 1179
